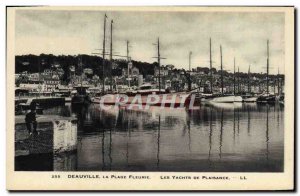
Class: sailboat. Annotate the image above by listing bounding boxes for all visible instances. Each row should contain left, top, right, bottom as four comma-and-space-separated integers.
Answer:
200, 38, 217, 102
211, 46, 242, 103
242, 65, 258, 102
257, 40, 276, 103
95, 37, 193, 108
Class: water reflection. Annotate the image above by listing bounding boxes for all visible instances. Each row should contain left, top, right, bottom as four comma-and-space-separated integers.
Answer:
266, 105, 269, 163
247, 106, 251, 136
102, 131, 105, 170
208, 108, 213, 162
157, 115, 161, 170
17, 102, 284, 172
219, 109, 224, 159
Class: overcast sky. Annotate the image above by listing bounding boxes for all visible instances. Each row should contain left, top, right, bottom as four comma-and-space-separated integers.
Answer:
15, 9, 285, 74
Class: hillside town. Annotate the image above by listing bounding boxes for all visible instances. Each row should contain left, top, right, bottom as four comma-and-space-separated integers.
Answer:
15, 54, 285, 98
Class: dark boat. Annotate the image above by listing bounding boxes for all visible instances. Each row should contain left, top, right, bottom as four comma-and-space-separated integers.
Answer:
257, 40, 276, 104
278, 93, 284, 105
257, 94, 276, 103
71, 86, 91, 105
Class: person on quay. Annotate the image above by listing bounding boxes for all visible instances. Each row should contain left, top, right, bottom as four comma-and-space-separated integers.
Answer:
25, 102, 39, 136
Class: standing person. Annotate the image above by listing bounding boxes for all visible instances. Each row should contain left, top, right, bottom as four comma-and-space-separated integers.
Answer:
25, 102, 38, 135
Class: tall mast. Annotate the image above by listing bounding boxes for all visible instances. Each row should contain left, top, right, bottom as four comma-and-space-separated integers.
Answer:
267, 40, 269, 94
238, 66, 240, 93
277, 67, 280, 95
102, 14, 107, 93
233, 57, 236, 95
157, 38, 161, 92
80, 56, 83, 86
248, 65, 251, 93
110, 19, 113, 91
189, 51, 192, 71
220, 45, 223, 95
210, 38, 213, 93
126, 41, 129, 62
273, 77, 276, 94
127, 40, 130, 88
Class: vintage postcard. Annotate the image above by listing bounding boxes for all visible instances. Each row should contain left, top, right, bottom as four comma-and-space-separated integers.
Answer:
6, 6, 294, 191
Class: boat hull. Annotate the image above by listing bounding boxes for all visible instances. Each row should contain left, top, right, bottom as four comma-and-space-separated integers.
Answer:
71, 95, 91, 105
91, 92, 193, 108
211, 95, 243, 103
243, 96, 258, 102
257, 95, 276, 103
208, 102, 243, 110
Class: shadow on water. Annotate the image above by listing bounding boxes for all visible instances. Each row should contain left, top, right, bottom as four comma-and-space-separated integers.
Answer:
157, 115, 161, 170
219, 109, 224, 160
208, 108, 213, 164
266, 104, 270, 163
15, 102, 284, 172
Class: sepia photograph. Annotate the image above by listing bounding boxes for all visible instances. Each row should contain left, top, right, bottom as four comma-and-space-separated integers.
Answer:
6, 6, 294, 190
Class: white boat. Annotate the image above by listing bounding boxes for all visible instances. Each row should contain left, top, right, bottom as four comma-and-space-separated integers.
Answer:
199, 93, 215, 102
209, 101, 243, 110
211, 95, 243, 103
92, 91, 192, 108
116, 85, 134, 94
128, 83, 165, 95
242, 95, 258, 102
92, 39, 193, 108
240, 65, 258, 103
91, 83, 195, 109
209, 45, 243, 103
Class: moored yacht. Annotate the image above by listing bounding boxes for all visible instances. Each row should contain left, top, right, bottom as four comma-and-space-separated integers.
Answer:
257, 40, 276, 103
126, 83, 166, 96
257, 93, 276, 103
211, 95, 243, 103
242, 94, 258, 102
242, 65, 258, 102
92, 38, 193, 108
210, 46, 242, 103
93, 83, 192, 108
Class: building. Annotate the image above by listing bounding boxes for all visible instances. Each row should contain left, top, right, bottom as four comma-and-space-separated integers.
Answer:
28, 73, 41, 82
43, 69, 55, 76
43, 75, 61, 92
40, 68, 64, 79
56, 68, 64, 77
69, 65, 75, 72
165, 64, 175, 70
19, 81, 44, 92
122, 62, 140, 78
83, 68, 93, 75
154, 65, 168, 77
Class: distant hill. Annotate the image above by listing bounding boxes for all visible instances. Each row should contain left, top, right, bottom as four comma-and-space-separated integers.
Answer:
15, 54, 158, 83
15, 54, 283, 84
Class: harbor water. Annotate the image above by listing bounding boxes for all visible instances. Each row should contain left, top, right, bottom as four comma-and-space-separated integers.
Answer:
15, 102, 284, 172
